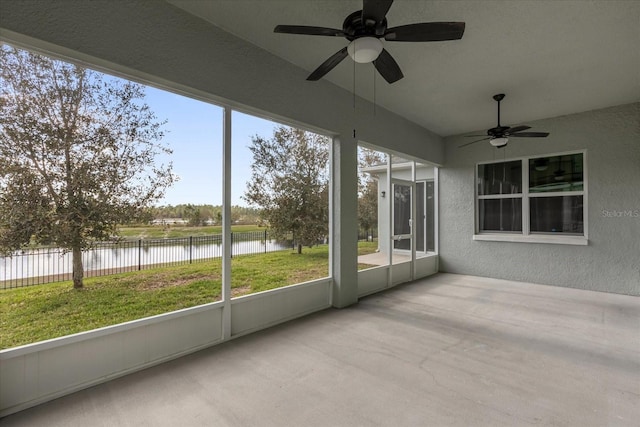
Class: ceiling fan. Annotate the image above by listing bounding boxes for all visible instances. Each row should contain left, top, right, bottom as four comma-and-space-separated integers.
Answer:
460, 94, 550, 148
274, 0, 465, 84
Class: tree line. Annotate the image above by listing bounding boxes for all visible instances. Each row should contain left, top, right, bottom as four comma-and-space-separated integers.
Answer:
147, 204, 261, 226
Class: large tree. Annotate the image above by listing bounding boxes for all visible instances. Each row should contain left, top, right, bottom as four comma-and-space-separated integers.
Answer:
244, 126, 329, 254
0, 45, 175, 288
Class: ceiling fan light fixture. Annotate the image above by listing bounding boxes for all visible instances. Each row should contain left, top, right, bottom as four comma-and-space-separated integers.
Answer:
347, 37, 383, 63
490, 137, 508, 147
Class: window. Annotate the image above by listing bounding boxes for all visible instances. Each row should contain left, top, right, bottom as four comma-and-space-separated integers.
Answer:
0, 44, 225, 348
357, 146, 388, 270
477, 160, 523, 233
0, 45, 334, 349
232, 112, 331, 296
475, 151, 587, 245
356, 146, 439, 275
416, 180, 436, 253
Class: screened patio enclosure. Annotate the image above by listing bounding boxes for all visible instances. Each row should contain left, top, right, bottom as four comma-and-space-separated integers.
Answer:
362, 159, 437, 259
357, 156, 438, 292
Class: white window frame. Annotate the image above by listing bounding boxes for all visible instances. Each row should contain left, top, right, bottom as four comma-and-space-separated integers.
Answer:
474, 150, 588, 246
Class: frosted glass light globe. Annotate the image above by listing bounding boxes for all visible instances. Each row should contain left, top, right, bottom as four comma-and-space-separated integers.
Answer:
347, 37, 383, 63
490, 137, 509, 147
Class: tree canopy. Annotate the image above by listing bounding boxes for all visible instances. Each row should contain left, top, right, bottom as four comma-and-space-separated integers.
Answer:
244, 126, 329, 253
358, 147, 385, 233
0, 45, 175, 288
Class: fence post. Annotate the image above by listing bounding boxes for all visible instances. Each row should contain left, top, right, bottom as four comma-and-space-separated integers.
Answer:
138, 239, 142, 271
230, 232, 233, 259
264, 230, 267, 253
189, 236, 193, 264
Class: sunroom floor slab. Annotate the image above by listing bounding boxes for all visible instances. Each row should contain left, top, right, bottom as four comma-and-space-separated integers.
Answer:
2, 273, 639, 426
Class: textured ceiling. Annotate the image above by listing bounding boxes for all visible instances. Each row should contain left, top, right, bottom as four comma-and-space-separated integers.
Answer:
168, 0, 640, 137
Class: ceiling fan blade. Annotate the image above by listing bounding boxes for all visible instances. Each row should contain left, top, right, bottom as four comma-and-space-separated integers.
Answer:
509, 132, 550, 138
385, 22, 465, 42
373, 48, 404, 84
307, 47, 349, 81
507, 125, 531, 134
274, 25, 345, 37
362, 0, 394, 23
459, 137, 490, 148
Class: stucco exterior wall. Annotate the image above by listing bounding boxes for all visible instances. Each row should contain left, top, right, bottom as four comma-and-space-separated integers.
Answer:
440, 103, 640, 295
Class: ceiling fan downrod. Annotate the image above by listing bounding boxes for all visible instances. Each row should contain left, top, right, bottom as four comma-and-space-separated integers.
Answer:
494, 93, 505, 127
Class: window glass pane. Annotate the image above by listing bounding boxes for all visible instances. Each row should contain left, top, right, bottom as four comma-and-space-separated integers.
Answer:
530, 153, 583, 193
530, 196, 584, 234
234, 113, 330, 296
416, 182, 425, 252
478, 161, 522, 195
425, 181, 435, 252
357, 146, 387, 270
415, 180, 435, 254
479, 198, 522, 232
393, 184, 412, 236
393, 183, 412, 250
0, 45, 222, 349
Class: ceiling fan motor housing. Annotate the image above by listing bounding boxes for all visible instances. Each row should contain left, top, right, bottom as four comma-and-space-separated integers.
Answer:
488, 126, 510, 137
343, 10, 387, 40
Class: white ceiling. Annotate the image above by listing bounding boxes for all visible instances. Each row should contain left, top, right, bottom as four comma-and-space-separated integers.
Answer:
168, 0, 640, 137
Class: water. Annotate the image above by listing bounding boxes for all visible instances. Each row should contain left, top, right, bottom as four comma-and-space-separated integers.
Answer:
0, 239, 291, 283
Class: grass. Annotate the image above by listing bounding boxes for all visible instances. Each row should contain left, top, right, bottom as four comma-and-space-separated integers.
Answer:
0, 242, 378, 350
117, 225, 263, 240
0, 261, 222, 349
357, 240, 378, 256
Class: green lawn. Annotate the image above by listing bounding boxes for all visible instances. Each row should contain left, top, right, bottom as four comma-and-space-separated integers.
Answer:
0, 242, 378, 350
117, 224, 264, 239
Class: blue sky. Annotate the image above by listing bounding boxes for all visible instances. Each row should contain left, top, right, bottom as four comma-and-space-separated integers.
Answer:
12, 44, 282, 208
144, 87, 279, 207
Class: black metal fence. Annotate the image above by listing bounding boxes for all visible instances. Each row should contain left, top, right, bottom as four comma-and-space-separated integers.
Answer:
357, 228, 378, 242
1, 229, 376, 289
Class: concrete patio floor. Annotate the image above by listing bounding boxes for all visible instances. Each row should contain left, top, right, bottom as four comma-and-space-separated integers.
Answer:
358, 251, 434, 266
358, 251, 410, 266
2, 273, 638, 426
